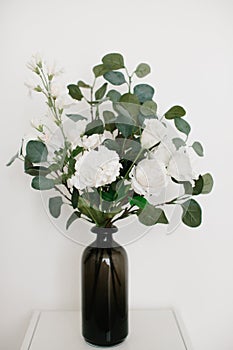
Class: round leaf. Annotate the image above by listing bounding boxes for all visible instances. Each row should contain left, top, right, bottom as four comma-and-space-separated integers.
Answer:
120, 93, 140, 104
135, 63, 151, 78
107, 89, 121, 102
201, 173, 214, 194
138, 204, 168, 226
85, 119, 104, 135
133, 84, 155, 103
67, 84, 83, 101
165, 106, 186, 120
104, 71, 126, 85
174, 117, 191, 136
66, 211, 81, 230
49, 196, 63, 218
192, 141, 204, 157
102, 53, 124, 70
26, 140, 48, 163
140, 100, 157, 116
93, 64, 109, 77
172, 137, 186, 150
31, 176, 55, 190
181, 199, 202, 227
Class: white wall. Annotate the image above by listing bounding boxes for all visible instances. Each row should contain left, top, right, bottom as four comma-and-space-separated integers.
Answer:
1, 0, 233, 349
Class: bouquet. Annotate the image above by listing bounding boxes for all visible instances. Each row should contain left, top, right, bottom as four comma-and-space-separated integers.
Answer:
7, 53, 213, 230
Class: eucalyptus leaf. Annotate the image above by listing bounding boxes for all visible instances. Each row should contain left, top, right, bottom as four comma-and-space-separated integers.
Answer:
165, 106, 186, 120
103, 139, 121, 153
192, 141, 204, 157
93, 64, 109, 77
77, 80, 91, 88
172, 137, 186, 150
67, 84, 83, 100
85, 119, 104, 135
49, 196, 63, 218
135, 63, 151, 78
71, 187, 79, 209
26, 140, 48, 163
139, 204, 168, 226
181, 199, 202, 227
66, 114, 87, 122
140, 100, 157, 116
107, 89, 121, 102
119, 93, 140, 104
95, 83, 108, 100
102, 53, 124, 70
66, 211, 81, 230
174, 117, 191, 136
104, 71, 126, 85
201, 173, 214, 194
103, 111, 116, 132
31, 176, 55, 190
192, 175, 204, 195
133, 84, 155, 103
25, 165, 51, 176
6, 152, 18, 166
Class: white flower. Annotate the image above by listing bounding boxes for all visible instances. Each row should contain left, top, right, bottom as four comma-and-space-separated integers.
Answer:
150, 138, 175, 166
46, 62, 64, 78
55, 94, 76, 109
26, 53, 42, 72
130, 158, 168, 196
141, 119, 167, 149
167, 147, 197, 182
70, 146, 121, 190
81, 134, 103, 150
50, 82, 62, 99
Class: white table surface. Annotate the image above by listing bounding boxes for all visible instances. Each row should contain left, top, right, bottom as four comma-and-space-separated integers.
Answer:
20, 309, 192, 350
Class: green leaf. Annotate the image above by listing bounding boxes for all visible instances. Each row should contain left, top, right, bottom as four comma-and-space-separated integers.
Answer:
102, 53, 124, 70
165, 106, 186, 120
93, 64, 109, 77
71, 188, 79, 209
140, 100, 157, 116
6, 152, 18, 166
115, 114, 135, 138
25, 165, 51, 176
181, 199, 202, 227
130, 196, 147, 209
66, 211, 81, 230
103, 139, 121, 153
174, 117, 191, 136
183, 181, 193, 195
95, 83, 108, 100
104, 71, 126, 85
119, 93, 140, 104
138, 204, 169, 226
77, 80, 91, 88
85, 119, 104, 135
49, 196, 63, 218
31, 176, 55, 190
26, 140, 48, 163
201, 173, 214, 194
172, 137, 186, 150
103, 110, 116, 132
192, 175, 204, 195
192, 141, 204, 157
71, 146, 83, 158
67, 84, 83, 101
135, 63, 151, 78
107, 89, 121, 102
66, 114, 87, 122
133, 84, 155, 103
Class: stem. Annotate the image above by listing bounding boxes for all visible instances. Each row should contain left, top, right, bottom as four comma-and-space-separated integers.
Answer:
54, 185, 71, 202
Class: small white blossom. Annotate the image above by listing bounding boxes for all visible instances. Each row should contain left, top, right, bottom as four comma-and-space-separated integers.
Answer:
26, 53, 42, 73
141, 119, 167, 149
70, 146, 121, 190
46, 62, 64, 78
130, 158, 168, 196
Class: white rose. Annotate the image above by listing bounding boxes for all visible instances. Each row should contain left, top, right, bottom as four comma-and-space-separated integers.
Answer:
141, 119, 167, 149
81, 134, 103, 150
130, 158, 168, 195
167, 147, 197, 182
70, 146, 121, 190
149, 138, 176, 166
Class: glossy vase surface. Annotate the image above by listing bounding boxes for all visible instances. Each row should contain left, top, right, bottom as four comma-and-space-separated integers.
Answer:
82, 226, 128, 347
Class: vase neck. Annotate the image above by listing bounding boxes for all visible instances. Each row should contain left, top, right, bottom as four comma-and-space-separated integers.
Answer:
91, 226, 118, 248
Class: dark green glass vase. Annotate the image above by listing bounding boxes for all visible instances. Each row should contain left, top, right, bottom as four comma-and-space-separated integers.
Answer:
81, 226, 128, 347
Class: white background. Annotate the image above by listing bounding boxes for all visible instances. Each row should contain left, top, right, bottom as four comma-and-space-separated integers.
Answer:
0, 0, 233, 349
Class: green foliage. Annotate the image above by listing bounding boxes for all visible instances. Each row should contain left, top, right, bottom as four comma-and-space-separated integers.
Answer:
107, 89, 121, 102
165, 106, 186, 120
6, 152, 19, 166
31, 176, 55, 190
93, 64, 109, 78
130, 195, 147, 209
66, 114, 87, 122
66, 211, 81, 229
172, 137, 186, 150
26, 140, 48, 163
133, 84, 155, 103
71, 188, 79, 209
202, 173, 214, 194
95, 83, 108, 100
67, 84, 83, 100
119, 93, 140, 104
49, 196, 63, 218
102, 53, 124, 70
174, 117, 191, 136
135, 63, 151, 78
104, 71, 126, 85
138, 204, 169, 226
103, 111, 116, 132
85, 119, 104, 135
140, 100, 157, 117
77, 80, 91, 88
181, 199, 202, 227
192, 141, 204, 157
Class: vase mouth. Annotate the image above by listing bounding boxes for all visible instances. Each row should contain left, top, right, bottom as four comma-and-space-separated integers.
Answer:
91, 225, 118, 235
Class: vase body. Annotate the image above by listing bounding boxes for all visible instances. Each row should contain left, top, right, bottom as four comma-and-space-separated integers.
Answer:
82, 227, 128, 347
